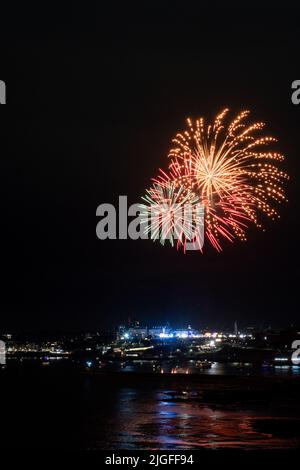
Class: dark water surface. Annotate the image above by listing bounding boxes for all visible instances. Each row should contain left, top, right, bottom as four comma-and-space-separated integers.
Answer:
1, 366, 300, 450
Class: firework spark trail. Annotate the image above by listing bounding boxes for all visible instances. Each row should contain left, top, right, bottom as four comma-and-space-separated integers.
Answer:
141, 109, 288, 252
166, 109, 289, 251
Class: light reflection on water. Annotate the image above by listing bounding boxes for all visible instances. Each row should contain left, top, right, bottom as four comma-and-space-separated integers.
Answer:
121, 361, 300, 377
91, 385, 300, 450
2, 365, 300, 450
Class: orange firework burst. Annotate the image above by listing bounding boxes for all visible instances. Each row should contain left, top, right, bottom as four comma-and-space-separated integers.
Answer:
165, 109, 289, 251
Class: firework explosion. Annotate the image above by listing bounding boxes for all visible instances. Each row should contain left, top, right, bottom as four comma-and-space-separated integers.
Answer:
140, 176, 204, 252
142, 109, 289, 252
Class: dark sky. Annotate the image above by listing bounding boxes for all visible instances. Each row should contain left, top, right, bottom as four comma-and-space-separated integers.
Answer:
1, 5, 300, 331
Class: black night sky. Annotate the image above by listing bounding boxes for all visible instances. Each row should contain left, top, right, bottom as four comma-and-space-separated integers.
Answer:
1, 5, 300, 331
